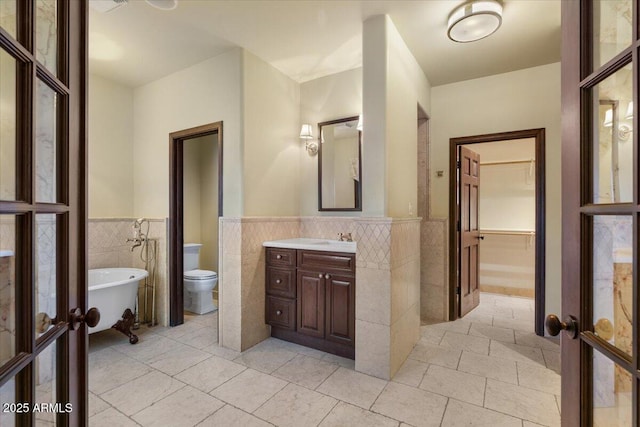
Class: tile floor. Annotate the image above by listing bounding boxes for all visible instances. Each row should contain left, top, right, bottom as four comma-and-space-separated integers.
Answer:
88, 293, 561, 426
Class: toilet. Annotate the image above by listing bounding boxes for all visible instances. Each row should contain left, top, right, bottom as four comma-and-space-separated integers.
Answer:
183, 243, 218, 314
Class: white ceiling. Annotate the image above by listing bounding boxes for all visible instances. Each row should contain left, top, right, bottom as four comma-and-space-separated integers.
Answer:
89, 0, 561, 88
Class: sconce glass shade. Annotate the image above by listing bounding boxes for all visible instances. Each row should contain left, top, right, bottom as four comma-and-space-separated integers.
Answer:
299, 124, 314, 139
447, 0, 503, 43
603, 109, 613, 127
357, 114, 363, 131
145, 0, 178, 10
625, 101, 633, 120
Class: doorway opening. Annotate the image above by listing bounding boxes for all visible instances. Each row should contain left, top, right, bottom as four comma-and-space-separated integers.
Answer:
169, 122, 223, 327
448, 129, 546, 335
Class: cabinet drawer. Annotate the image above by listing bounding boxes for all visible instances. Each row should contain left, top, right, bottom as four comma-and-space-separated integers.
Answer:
266, 266, 296, 298
266, 248, 296, 267
266, 296, 296, 330
298, 250, 355, 275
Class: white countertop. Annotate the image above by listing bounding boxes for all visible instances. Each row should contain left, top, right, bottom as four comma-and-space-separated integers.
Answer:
263, 238, 356, 253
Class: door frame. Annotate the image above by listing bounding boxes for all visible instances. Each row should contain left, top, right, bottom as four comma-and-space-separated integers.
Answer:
169, 122, 223, 326
448, 128, 546, 335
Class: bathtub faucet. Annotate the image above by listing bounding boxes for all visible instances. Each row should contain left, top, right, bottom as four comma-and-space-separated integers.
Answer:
127, 237, 143, 252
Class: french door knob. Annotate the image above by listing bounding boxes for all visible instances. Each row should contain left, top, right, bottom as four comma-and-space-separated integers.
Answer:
325, 274, 331, 279
318, 274, 323, 278
69, 307, 101, 330
35, 312, 57, 334
545, 314, 578, 339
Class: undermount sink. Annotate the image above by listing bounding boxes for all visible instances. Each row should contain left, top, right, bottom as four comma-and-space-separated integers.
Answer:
262, 238, 356, 253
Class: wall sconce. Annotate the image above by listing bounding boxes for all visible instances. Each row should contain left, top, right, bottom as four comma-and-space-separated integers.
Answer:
604, 107, 632, 141
300, 124, 318, 155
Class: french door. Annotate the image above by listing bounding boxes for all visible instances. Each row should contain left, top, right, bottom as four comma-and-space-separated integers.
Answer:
0, 1, 89, 425
559, 0, 639, 425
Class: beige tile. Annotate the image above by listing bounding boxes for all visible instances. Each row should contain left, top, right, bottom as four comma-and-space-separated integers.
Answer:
319, 401, 399, 427
469, 324, 515, 343
440, 331, 490, 355
233, 338, 298, 373
356, 267, 391, 325
441, 398, 522, 427
101, 371, 186, 416
408, 341, 461, 369
254, 383, 337, 427
202, 343, 242, 360
89, 407, 139, 427
133, 385, 224, 426
420, 325, 446, 345
457, 351, 518, 384
484, 379, 561, 426
423, 320, 471, 335
322, 352, 356, 369
88, 392, 110, 418
517, 362, 561, 395
356, 319, 390, 379
464, 312, 494, 326
493, 316, 534, 332
489, 341, 546, 366
89, 349, 153, 395
175, 355, 246, 393
198, 405, 271, 427
371, 382, 447, 427
543, 349, 561, 373
523, 422, 546, 427
317, 367, 388, 410
210, 368, 288, 413
145, 344, 211, 376
514, 331, 560, 351
272, 354, 339, 389
420, 365, 486, 406
175, 326, 219, 349
111, 334, 177, 362
392, 358, 429, 387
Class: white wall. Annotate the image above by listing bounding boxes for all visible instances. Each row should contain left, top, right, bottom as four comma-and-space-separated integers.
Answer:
430, 62, 562, 319
88, 74, 134, 217
199, 134, 219, 272
133, 49, 243, 218
242, 50, 300, 216
183, 136, 203, 244
300, 67, 362, 216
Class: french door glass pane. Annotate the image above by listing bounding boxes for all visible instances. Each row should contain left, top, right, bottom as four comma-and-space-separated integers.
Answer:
0, 215, 16, 366
36, 214, 57, 336
35, 340, 57, 426
0, 48, 17, 201
592, 215, 632, 356
0, 378, 16, 427
592, 349, 633, 426
0, 0, 17, 40
36, 0, 57, 76
35, 80, 58, 203
592, 64, 633, 203
592, 0, 633, 69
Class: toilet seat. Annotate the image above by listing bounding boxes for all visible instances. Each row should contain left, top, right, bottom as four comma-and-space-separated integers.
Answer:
184, 269, 217, 280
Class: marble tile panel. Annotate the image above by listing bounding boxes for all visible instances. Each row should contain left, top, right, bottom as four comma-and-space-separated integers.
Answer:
457, 351, 518, 384
370, 382, 447, 427
173, 326, 218, 349
254, 383, 337, 427
355, 319, 391, 379
420, 326, 445, 345
272, 354, 339, 389
441, 399, 522, 427
469, 323, 515, 343
100, 371, 186, 416
492, 316, 534, 332
88, 407, 139, 427
233, 338, 298, 374
391, 358, 429, 387
202, 343, 242, 361
111, 334, 176, 362
484, 379, 561, 426
132, 385, 224, 426
198, 404, 272, 427
356, 267, 391, 325
514, 331, 560, 351
517, 361, 561, 395
144, 343, 211, 376
423, 320, 471, 335
88, 392, 110, 418
319, 401, 399, 427
89, 348, 153, 395
420, 364, 486, 406
489, 341, 546, 366
175, 355, 246, 393
408, 341, 461, 369
439, 331, 490, 355
210, 368, 287, 413
322, 352, 356, 370
316, 367, 388, 410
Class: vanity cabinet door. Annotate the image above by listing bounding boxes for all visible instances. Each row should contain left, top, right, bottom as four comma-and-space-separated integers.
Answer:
297, 270, 325, 338
325, 274, 355, 346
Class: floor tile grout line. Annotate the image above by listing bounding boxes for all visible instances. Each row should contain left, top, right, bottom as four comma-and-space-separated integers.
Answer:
314, 398, 340, 427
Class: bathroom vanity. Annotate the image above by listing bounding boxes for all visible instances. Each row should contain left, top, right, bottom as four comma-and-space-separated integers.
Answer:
263, 238, 356, 359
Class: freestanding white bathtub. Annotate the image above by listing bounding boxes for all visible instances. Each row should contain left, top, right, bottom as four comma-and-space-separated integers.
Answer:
88, 268, 148, 335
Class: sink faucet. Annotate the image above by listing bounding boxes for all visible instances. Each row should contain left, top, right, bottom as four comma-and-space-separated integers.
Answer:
338, 233, 353, 242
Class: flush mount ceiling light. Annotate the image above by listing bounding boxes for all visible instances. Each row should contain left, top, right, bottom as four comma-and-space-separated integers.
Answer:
145, 0, 178, 10
447, 0, 503, 43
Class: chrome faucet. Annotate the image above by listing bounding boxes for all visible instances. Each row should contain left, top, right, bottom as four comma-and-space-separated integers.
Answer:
127, 237, 143, 252
338, 233, 353, 242
127, 218, 147, 251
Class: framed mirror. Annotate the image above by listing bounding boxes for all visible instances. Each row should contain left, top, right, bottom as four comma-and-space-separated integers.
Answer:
318, 116, 362, 211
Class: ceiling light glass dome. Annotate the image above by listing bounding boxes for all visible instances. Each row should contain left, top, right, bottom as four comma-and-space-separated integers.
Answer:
447, 1, 503, 43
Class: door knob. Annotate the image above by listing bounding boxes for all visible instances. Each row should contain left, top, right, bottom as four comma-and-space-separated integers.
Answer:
69, 307, 101, 331
477, 235, 485, 240
545, 314, 578, 339
325, 274, 331, 279
35, 312, 58, 334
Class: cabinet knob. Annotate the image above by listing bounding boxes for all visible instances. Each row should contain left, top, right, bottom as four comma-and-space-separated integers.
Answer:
325, 274, 331, 279
276, 310, 282, 316
318, 274, 323, 278
276, 254, 282, 259
275, 279, 281, 284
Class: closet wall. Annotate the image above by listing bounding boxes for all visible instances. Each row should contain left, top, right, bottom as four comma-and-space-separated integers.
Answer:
474, 139, 536, 297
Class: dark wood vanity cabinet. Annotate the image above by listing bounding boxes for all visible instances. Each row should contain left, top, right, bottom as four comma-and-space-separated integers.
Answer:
265, 247, 355, 359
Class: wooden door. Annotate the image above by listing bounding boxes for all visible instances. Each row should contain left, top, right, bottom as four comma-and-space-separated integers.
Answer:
458, 146, 481, 316
325, 274, 355, 346
558, 1, 639, 425
297, 271, 325, 338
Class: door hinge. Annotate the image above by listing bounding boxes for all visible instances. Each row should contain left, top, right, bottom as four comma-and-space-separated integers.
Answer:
456, 287, 461, 295
456, 160, 461, 169
456, 220, 460, 232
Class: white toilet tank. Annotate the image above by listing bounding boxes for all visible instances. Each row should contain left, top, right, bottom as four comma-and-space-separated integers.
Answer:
184, 243, 203, 271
